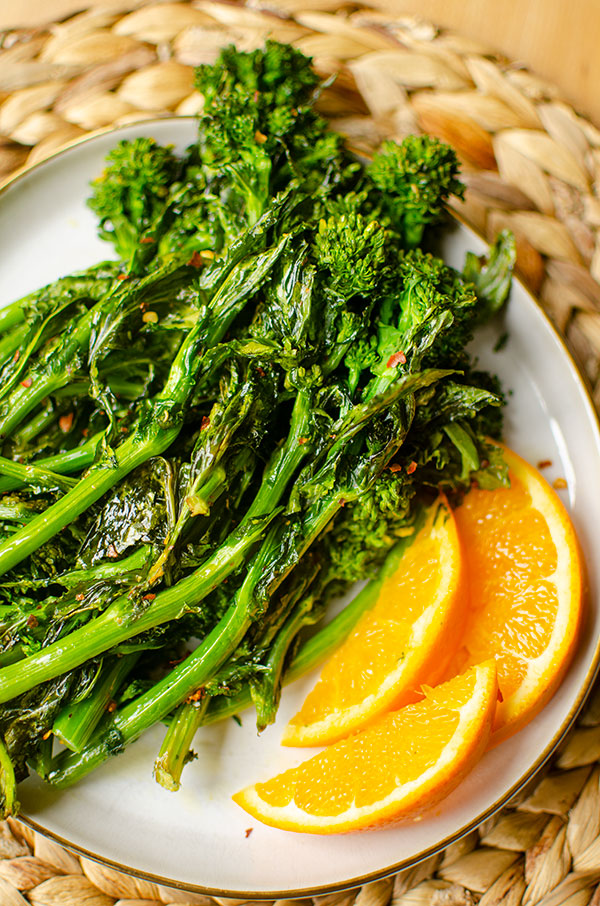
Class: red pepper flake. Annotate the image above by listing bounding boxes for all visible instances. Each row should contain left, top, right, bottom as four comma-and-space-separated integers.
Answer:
185, 687, 206, 704
169, 654, 187, 667
387, 351, 406, 369
254, 130, 268, 145
26, 614, 38, 629
140, 236, 155, 245
406, 461, 417, 475
187, 251, 203, 268
75, 593, 85, 602
389, 463, 402, 473
497, 688, 504, 703
59, 412, 74, 433
553, 477, 568, 490
245, 827, 254, 838
20, 377, 32, 388
120, 426, 129, 433
537, 459, 553, 469
12, 350, 19, 363
298, 437, 307, 445
107, 543, 119, 558
256, 366, 266, 378
142, 593, 156, 602
42, 730, 53, 741
106, 700, 117, 713
253, 90, 259, 103
82, 428, 89, 437
201, 415, 211, 431
117, 274, 129, 281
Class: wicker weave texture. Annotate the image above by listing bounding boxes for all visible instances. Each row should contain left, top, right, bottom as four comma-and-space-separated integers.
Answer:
1, 2, 600, 903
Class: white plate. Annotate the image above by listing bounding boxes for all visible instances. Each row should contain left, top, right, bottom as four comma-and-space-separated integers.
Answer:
1, 119, 600, 898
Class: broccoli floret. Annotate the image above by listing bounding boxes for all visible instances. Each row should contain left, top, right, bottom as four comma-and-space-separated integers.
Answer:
87, 138, 179, 262
314, 196, 388, 298
194, 42, 351, 227
370, 135, 465, 249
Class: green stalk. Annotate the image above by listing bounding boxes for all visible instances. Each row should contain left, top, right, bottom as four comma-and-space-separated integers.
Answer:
0, 427, 173, 575
245, 387, 312, 519
252, 590, 318, 732
0, 734, 18, 816
0, 303, 25, 335
0, 369, 71, 438
154, 695, 210, 792
53, 653, 140, 752
12, 405, 58, 447
0, 324, 28, 365
26, 736, 54, 782
0, 432, 102, 495
0, 456, 77, 494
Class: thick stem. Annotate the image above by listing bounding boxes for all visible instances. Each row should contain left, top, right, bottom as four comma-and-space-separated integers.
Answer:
0, 734, 18, 817
0, 324, 29, 366
53, 653, 140, 752
245, 387, 312, 519
12, 406, 58, 447
0, 433, 102, 495
252, 592, 317, 732
0, 304, 25, 335
154, 695, 209, 792
0, 456, 77, 494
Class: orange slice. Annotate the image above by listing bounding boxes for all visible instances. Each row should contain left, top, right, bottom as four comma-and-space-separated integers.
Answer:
448, 442, 583, 744
282, 496, 466, 747
234, 661, 497, 833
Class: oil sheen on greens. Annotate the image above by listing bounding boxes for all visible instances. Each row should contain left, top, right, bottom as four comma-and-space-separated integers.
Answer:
0, 40, 515, 810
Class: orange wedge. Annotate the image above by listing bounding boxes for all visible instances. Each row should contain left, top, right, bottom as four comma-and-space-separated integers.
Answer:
234, 661, 497, 833
448, 442, 583, 744
282, 496, 466, 747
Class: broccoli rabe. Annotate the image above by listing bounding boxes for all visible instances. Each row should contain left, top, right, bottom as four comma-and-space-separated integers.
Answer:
87, 137, 179, 263
0, 40, 515, 810
370, 135, 465, 248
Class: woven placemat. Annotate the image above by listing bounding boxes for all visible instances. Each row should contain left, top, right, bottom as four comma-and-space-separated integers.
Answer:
1, 2, 600, 904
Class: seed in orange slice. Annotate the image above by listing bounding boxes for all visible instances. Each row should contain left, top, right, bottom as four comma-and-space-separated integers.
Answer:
234, 661, 497, 833
282, 496, 466, 747
448, 442, 583, 744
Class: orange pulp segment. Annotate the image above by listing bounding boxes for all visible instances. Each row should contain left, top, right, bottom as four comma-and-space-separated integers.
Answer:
282, 496, 466, 746
233, 661, 497, 833
448, 442, 583, 744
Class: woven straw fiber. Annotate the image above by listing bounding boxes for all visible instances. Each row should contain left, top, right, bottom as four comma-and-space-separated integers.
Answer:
2, 2, 600, 903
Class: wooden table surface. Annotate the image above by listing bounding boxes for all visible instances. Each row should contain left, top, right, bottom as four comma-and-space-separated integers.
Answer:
1, 0, 599, 126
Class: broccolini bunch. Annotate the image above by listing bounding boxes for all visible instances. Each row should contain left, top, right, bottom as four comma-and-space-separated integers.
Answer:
0, 40, 515, 810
